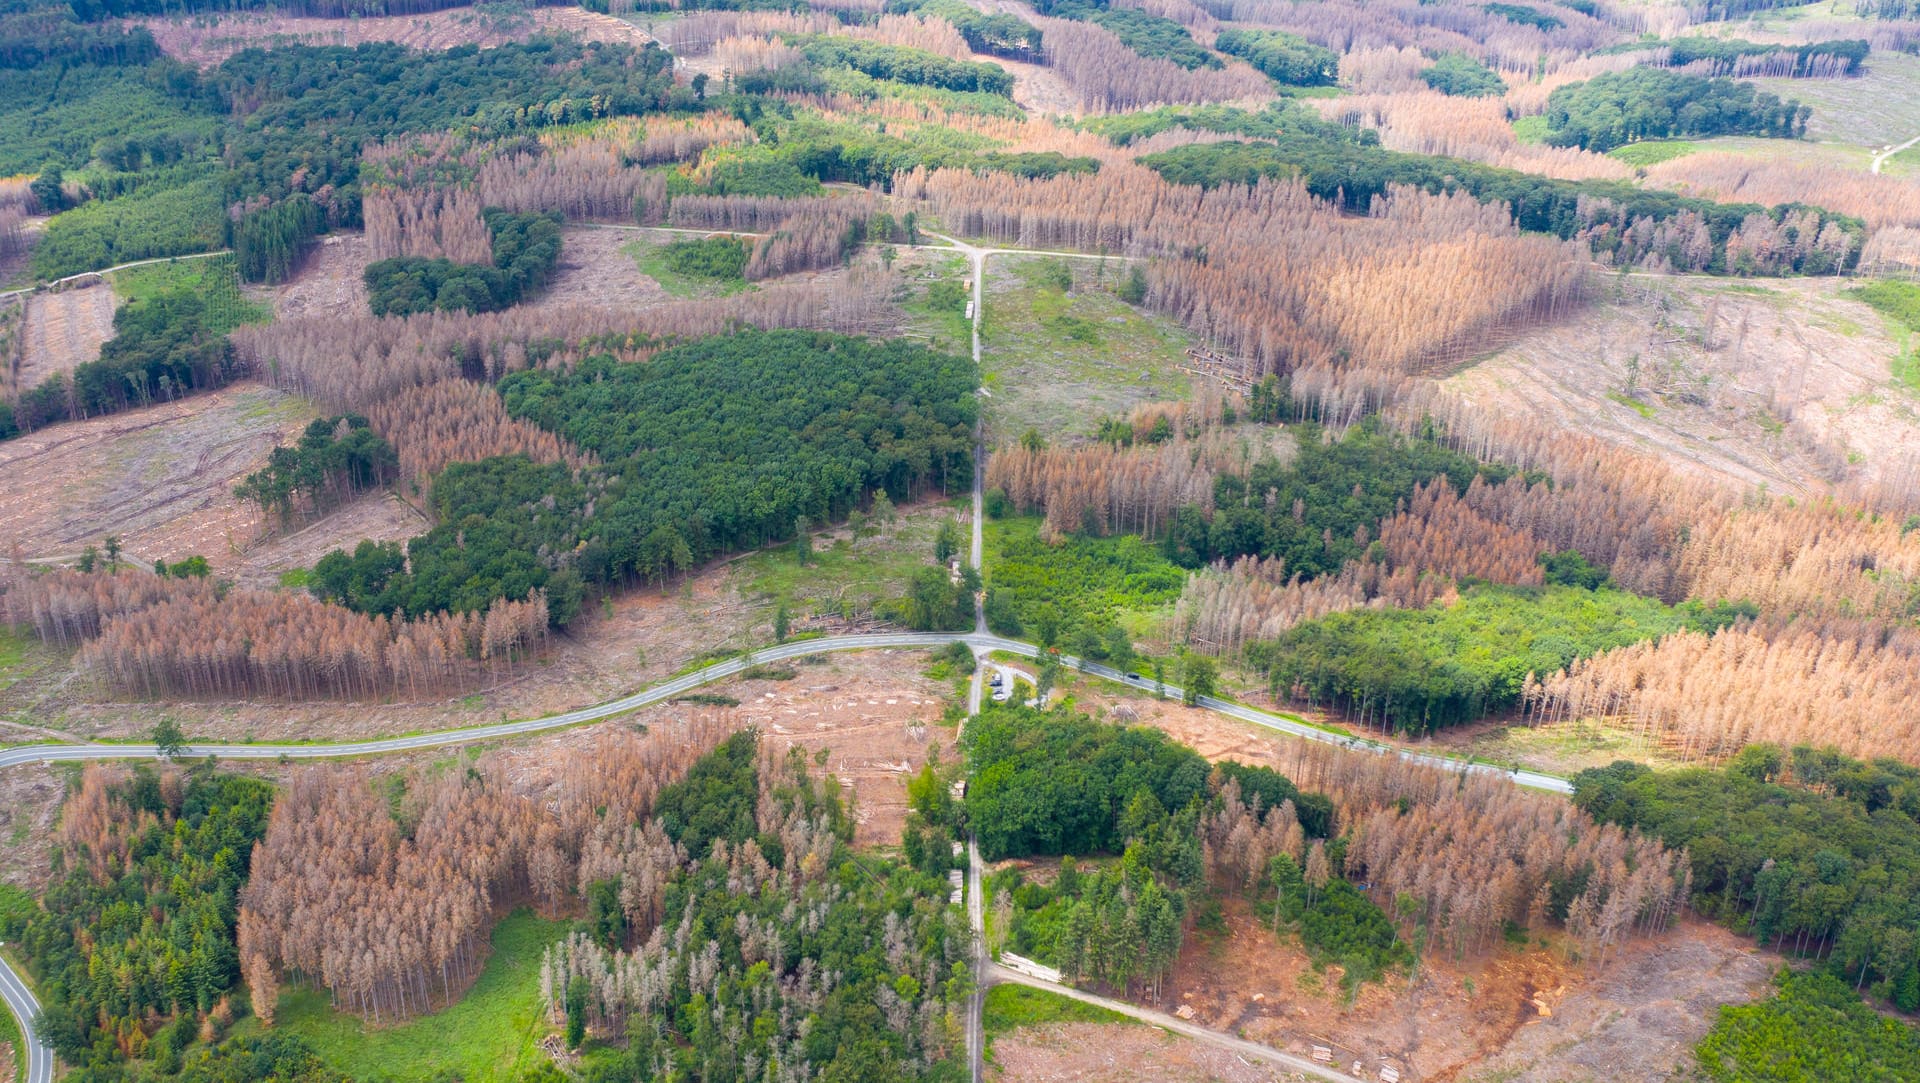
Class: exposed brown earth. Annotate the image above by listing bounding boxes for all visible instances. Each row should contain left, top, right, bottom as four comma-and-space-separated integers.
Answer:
231, 492, 429, 590
1448, 275, 1920, 496
0, 380, 315, 566
19, 280, 117, 389
993, 1020, 1306, 1081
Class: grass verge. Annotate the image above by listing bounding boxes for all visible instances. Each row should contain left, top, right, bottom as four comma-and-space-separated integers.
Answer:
982, 983, 1133, 1063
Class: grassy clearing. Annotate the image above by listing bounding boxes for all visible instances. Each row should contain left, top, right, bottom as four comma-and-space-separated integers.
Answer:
896, 250, 974, 357
981, 983, 1132, 1061
1510, 115, 1549, 145
0, 628, 51, 696
728, 500, 965, 626
109, 253, 270, 334
1843, 279, 1920, 394
978, 255, 1190, 441
1608, 139, 1695, 167
1435, 717, 1692, 778
262, 908, 566, 1083
623, 233, 752, 298
1752, 50, 1920, 146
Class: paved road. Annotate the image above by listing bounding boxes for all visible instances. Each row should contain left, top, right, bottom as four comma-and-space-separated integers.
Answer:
0, 951, 51, 1083
0, 632, 977, 771
985, 963, 1366, 1083
0, 636, 1567, 1082
973, 640, 1573, 796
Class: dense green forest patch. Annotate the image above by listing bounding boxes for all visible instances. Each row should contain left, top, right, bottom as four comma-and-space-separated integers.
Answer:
983, 516, 1185, 667
1695, 968, 1920, 1082
1213, 28, 1338, 86
0, 22, 212, 175
364, 210, 563, 316
1420, 53, 1506, 97
1034, 0, 1219, 69
1161, 419, 1498, 575
238, 416, 400, 526
1248, 585, 1753, 734
1576, 747, 1920, 1004
1, 763, 276, 1078
797, 37, 1015, 95
1544, 68, 1808, 151
311, 330, 977, 625
966, 704, 1211, 860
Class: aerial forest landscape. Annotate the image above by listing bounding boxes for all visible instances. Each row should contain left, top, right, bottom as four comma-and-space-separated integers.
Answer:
6, 0, 1920, 1079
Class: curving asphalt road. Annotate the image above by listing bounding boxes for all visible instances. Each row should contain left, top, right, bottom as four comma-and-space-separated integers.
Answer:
0, 949, 49, 1083
0, 634, 1569, 1083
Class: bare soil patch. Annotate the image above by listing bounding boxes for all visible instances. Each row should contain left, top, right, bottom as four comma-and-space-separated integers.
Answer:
273, 231, 371, 322
641, 650, 955, 848
532, 226, 673, 313
20, 280, 117, 387
1051, 677, 1771, 1083
134, 5, 651, 68
978, 54, 1082, 117
1448, 275, 1920, 495
0, 381, 315, 566
0, 761, 66, 895
232, 492, 429, 590
1462, 919, 1771, 1083
991, 1020, 1299, 1082
445, 649, 955, 848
